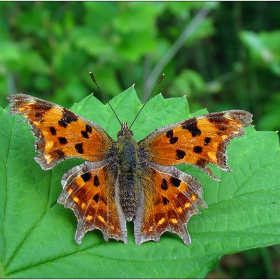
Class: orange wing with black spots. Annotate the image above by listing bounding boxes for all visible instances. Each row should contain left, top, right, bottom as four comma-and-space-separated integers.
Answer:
139, 110, 253, 179
8, 94, 128, 243
133, 110, 252, 244
134, 163, 207, 245
57, 161, 127, 244
8, 94, 114, 170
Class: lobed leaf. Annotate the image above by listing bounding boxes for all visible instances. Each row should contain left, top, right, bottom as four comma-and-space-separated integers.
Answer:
1, 89, 280, 278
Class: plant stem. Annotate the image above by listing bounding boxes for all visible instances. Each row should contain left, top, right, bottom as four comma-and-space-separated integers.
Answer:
143, 4, 211, 100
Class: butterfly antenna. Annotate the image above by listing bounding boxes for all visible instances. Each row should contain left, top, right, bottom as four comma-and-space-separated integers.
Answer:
129, 73, 165, 129
89, 72, 122, 125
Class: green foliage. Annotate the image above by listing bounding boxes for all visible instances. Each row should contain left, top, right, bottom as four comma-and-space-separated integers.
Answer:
0, 2, 280, 130
1, 2, 280, 133
239, 30, 280, 75
0, 2, 218, 107
1, 90, 280, 278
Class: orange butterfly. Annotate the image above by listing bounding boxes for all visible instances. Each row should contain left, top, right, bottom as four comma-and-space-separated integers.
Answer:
8, 86, 252, 246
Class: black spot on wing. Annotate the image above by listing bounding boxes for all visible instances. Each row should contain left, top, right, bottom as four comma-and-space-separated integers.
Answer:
58, 137, 67, 144
166, 130, 173, 138
163, 197, 170, 205
176, 149, 186, 160
93, 194, 99, 202
170, 177, 181, 187
58, 108, 78, 128
81, 172, 91, 182
81, 131, 89, 138
193, 146, 203, 153
75, 143, 83, 154
93, 175, 100, 186
49, 126, 56, 135
86, 124, 92, 133
161, 179, 168, 190
81, 124, 92, 138
204, 137, 211, 145
169, 137, 178, 144
181, 119, 201, 137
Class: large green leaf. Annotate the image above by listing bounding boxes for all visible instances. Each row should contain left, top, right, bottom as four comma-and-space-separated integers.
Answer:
1, 88, 280, 278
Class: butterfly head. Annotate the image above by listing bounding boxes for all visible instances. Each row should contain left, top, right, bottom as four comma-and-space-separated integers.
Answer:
117, 122, 134, 139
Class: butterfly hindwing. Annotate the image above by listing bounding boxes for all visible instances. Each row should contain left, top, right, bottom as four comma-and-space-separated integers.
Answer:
57, 161, 127, 244
8, 94, 114, 170
134, 163, 207, 245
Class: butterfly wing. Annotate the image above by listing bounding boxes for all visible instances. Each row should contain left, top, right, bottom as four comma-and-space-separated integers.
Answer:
135, 110, 252, 245
8, 94, 126, 243
57, 160, 127, 243
134, 163, 207, 245
8, 94, 114, 170
139, 110, 253, 179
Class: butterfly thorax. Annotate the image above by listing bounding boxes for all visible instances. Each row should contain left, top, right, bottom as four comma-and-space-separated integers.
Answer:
116, 122, 140, 221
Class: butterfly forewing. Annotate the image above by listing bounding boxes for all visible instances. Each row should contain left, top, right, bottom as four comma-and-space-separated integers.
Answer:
140, 110, 253, 179
8, 94, 114, 170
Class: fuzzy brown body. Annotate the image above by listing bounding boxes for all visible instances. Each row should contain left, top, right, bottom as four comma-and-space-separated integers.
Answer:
116, 124, 141, 221
8, 93, 253, 246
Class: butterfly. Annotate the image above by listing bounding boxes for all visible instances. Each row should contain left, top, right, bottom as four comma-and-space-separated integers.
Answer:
8, 89, 252, 246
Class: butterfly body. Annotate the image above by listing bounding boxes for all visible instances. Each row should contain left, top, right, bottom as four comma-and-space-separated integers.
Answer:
8, 93, 253, 246
116, 122, 141, 221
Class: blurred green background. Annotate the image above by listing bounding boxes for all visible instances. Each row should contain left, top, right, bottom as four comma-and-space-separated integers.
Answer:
1, 2, 280, 278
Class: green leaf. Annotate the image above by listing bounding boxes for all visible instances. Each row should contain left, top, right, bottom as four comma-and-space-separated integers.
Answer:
1, 89, 280, 278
